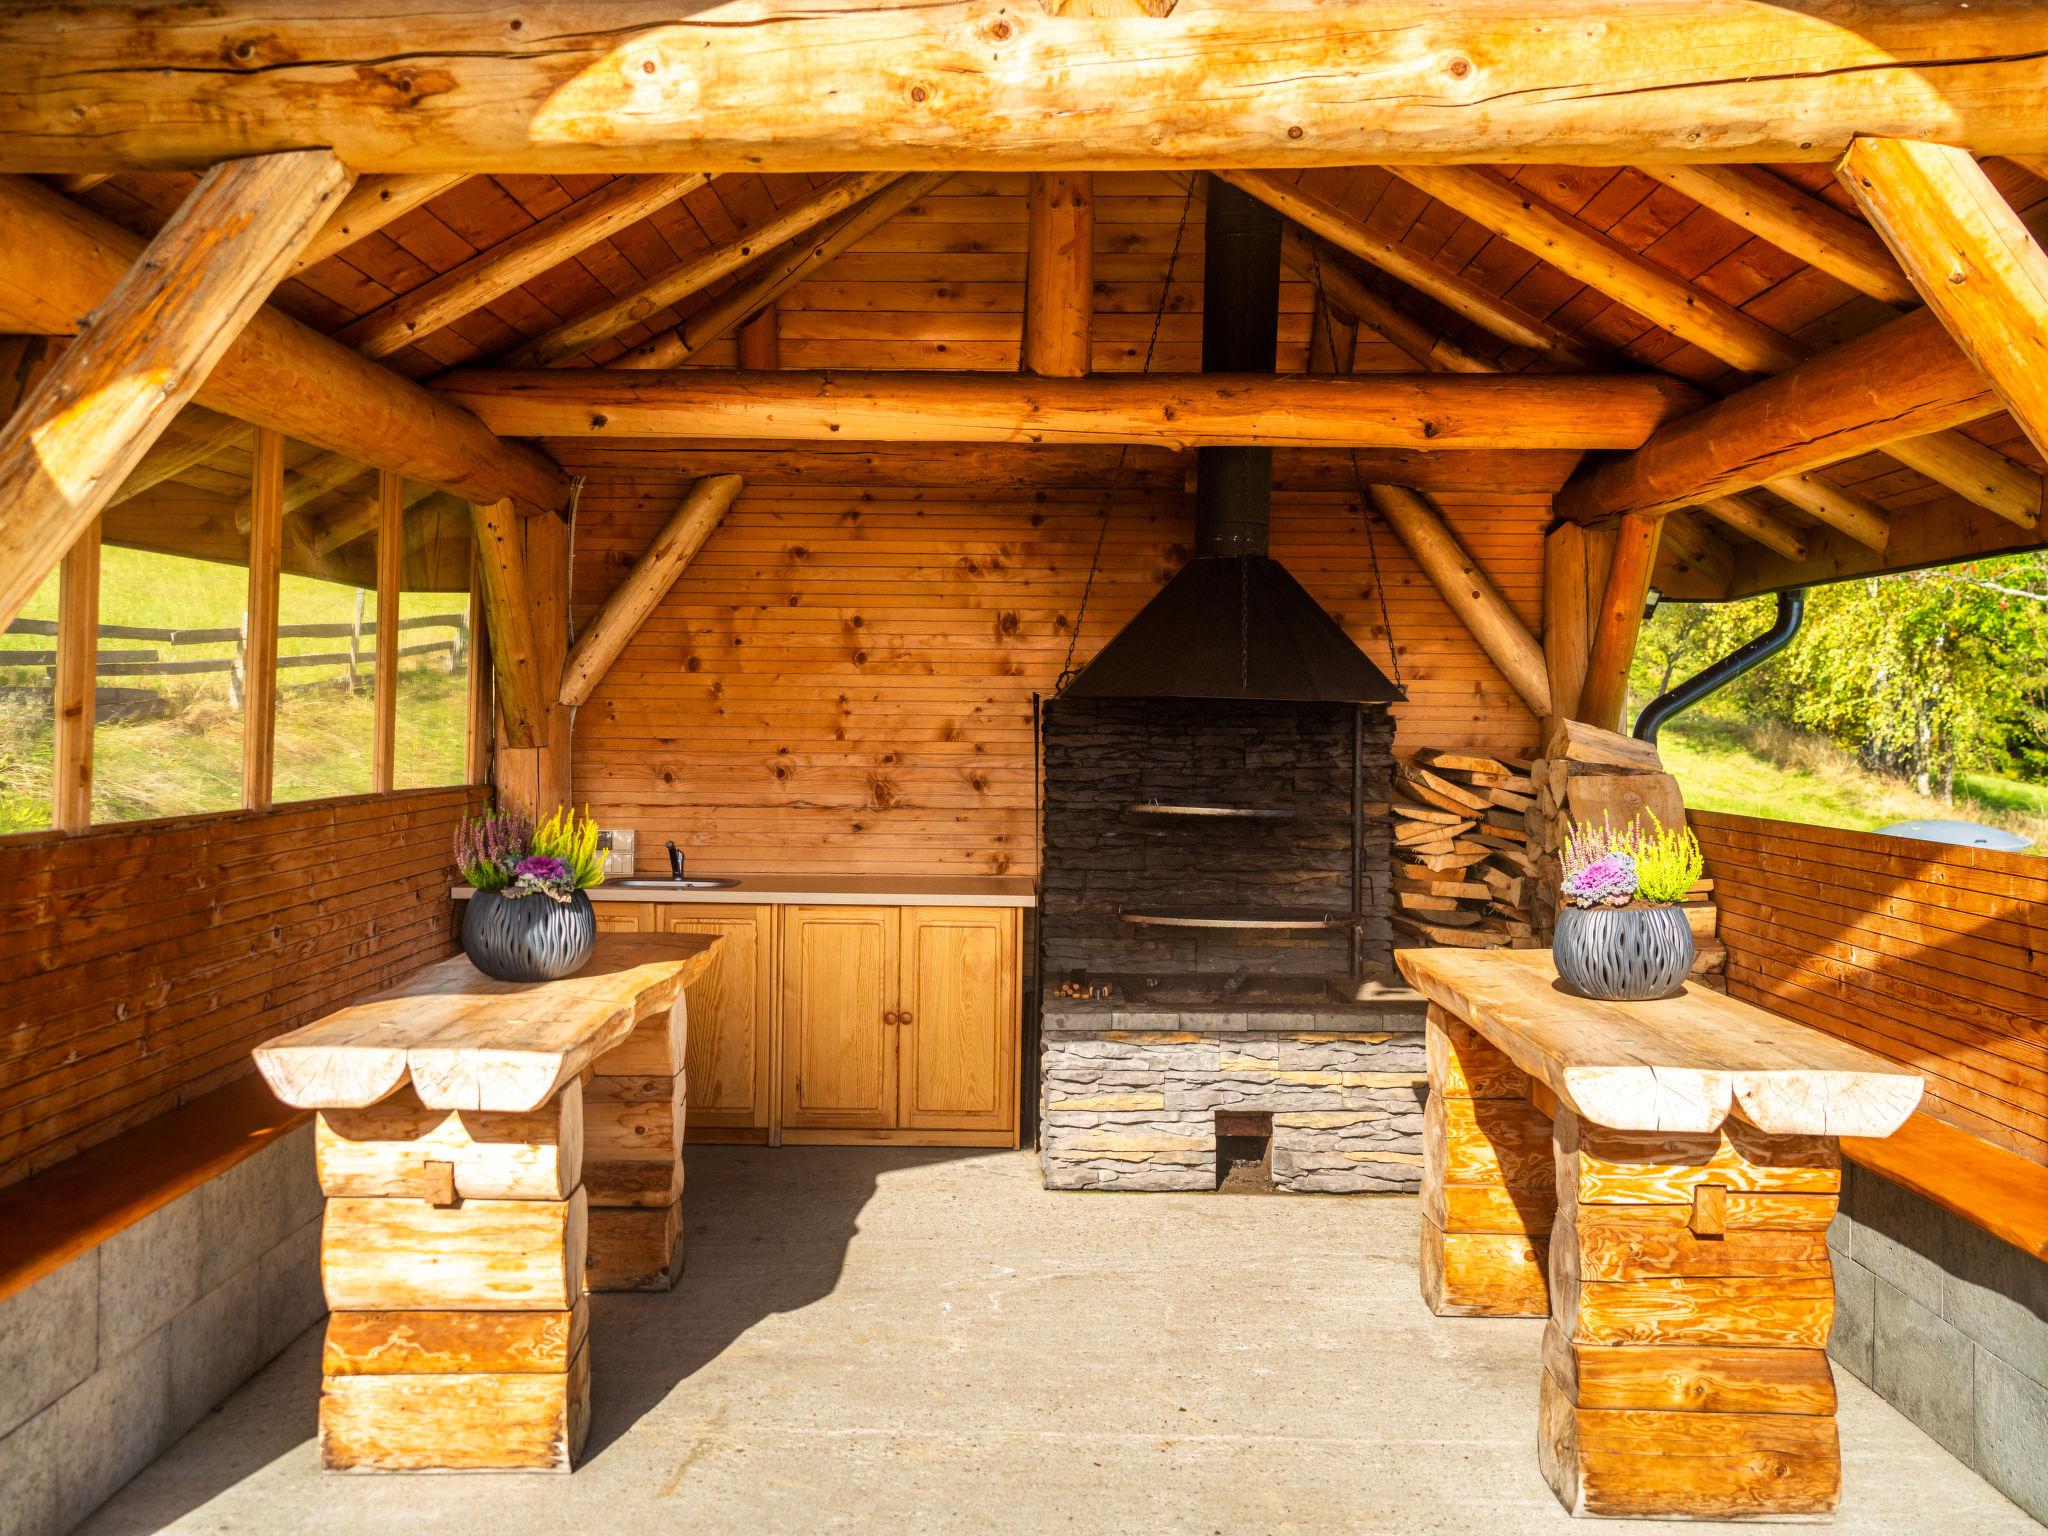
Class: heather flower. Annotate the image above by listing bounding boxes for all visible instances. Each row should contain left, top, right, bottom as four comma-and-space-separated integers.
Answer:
1563, 851, 1638, 908
453, 802, 536, 891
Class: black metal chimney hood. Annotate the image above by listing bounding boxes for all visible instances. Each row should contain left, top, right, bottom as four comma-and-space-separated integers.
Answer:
1061, 177, 1404, 706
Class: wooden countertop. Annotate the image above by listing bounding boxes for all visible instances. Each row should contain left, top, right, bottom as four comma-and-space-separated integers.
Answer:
452, 875, 1037, 908
1397, 947, 1922, 1138
254, 934, 720, 1113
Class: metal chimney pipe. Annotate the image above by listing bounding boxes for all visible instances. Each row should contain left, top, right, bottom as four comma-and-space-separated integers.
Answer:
1194, 174, 1282, 559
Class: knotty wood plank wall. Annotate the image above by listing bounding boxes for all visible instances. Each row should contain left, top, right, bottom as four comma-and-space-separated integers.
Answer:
1695, 811, 2048, 1166
566, 451, 1551, 879
0, 787, 482, 1188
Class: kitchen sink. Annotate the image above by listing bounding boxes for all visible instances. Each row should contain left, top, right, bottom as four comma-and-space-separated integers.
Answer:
607, 876, 740, 891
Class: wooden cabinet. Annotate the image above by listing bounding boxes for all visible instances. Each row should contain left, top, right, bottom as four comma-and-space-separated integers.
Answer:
780, 905, 1020, 1144
657, 905, 775, 1139
592, 901, 653, 935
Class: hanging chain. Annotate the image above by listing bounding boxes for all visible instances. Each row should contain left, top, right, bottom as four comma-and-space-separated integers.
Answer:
1306, 242, 1405, 692
1239, 550, 1251, 693
1056, 174, 1199, 693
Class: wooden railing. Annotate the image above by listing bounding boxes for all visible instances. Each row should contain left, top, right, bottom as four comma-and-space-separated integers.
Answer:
1692, 810, 2047, 1167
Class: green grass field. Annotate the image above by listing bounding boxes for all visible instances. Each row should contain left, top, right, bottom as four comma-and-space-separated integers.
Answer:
0, 546, 469, 833
1658, 712, 2048, 851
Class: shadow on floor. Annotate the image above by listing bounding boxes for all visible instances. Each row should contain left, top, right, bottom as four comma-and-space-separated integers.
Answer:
579, 1144, 978, 1462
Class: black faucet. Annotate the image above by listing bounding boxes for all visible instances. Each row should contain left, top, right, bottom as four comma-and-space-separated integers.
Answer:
666, 840, 685, 881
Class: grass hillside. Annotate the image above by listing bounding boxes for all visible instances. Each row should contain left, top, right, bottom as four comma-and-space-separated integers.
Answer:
1, 546, 469, 833
1660, 713, 2048, 851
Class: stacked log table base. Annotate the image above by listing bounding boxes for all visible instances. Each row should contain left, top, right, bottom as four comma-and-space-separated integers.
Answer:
256, 936, 720, 1473
1541, 1107, 1843, 1520
1400, 946, 1921, 1523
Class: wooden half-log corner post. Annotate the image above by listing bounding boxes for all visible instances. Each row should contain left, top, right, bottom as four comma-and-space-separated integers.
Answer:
52, 518, 101, 832
243, 429, 286, 812
1575, 514, 1661, 734
1542, 522, 1613, 728
0, 149, 353, 631
559, 475, 746, 709
1024, 172, 1093, 377
1368, 484, 1551, 719
471, 497, 542, 750
1839, 137, 2048, 469
372, 470, 403, 792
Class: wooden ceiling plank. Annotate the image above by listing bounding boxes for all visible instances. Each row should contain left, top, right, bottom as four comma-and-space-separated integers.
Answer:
1695, 492, 1808, 561
1222, 170, 1601, 371
336, 173, 708, 359
559, 475, 746, 708
501, 171, 895, 368
0, 150, 352, 630
1555, 309, 2000, 524
9, 4, 2048, 173
1643, 163, 1917, 306
435, 367, 1700, 449
1399, 161, 2042, 526
614, 174, 948, 369
1840, 137, 2048, 481
0, 175, 571, 517
289, 173, 470, 275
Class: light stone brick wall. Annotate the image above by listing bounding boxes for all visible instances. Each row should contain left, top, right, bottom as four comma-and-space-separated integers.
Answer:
0, 1124, 326, 1536
1041, 1031, 1427, 1193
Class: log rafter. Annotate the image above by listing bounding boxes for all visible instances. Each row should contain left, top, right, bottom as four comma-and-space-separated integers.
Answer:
9, 4, 2048, 173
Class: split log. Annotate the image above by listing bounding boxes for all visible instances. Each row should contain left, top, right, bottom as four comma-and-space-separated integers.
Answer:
9, 4, 2048, 173
585, 1201, 684, 1293
0, 150, 351, 629
435, 368, 1698, 449
315, 1082, 585, 1203
324, 1299, 589, 1376
1840, 136, 2048, 474
320, 1343, 589, 1473
558, 475, 746, 707
320, 1188, 588, 1312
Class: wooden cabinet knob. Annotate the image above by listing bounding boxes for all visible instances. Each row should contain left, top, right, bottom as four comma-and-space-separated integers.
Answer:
898, 1012, 912, 1027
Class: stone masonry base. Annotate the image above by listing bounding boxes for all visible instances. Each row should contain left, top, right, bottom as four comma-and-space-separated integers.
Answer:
1041, 1031, 1427, 1193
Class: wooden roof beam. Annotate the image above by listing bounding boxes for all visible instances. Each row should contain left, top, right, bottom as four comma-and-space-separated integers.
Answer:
337, 173, 707, 359
1393, 162, 2038, 527
501, 172, 895, 368
614, 174, 947, 369
1222, 170, 1600, 371
1279, 230, 1494, 374
1641, 164, 1917, 306
1840, 137, 2048, 472
9, 3, 2048, 173
0, 175, 572, 518
0, 150, 351, 630
435, 368, 1700, 450
1555, 309, 2001, 524
559, 475, 745, 708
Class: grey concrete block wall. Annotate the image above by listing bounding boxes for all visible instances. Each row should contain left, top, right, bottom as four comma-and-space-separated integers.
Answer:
1829, 1160, 2048, 1526
0, 1123, 326, 1536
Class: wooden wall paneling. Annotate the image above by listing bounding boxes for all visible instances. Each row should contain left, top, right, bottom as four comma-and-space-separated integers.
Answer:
243, 428, 285, 811
1694, 812, 2048, 1166
0, 787, 483, 1188
51, 519, 101, 833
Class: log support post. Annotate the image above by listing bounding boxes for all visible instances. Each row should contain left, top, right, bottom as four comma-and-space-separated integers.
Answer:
1576, 513, 1661, 733
51, 519, 101, 832
242, 429, 285, 812
1542, 522, 1614, 728
1023, 172, 1093, 377
371, 470, 402, 792
485, 502, 573, 812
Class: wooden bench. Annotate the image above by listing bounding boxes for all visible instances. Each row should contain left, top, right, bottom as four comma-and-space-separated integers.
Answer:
253, 933, 720, 1473
1843, 1113, 2048, 1264
0, 1073, 307, 1307
1398, 947, 1923, 1524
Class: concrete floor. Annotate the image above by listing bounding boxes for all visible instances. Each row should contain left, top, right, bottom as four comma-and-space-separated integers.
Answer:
78, 1148, 2038, 1536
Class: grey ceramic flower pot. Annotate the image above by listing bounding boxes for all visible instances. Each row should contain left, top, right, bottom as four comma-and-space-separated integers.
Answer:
461, 888, 596, 983
1553, 903, 1694, 1002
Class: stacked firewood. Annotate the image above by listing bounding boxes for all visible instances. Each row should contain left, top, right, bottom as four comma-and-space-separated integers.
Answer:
1388, 748, 1545, 950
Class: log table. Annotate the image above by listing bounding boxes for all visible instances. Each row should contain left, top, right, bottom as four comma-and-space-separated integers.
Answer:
1397, 947, 1923, 1523
253, 934, 720, 1472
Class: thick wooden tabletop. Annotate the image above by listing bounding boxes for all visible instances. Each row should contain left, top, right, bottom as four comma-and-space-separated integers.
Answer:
1397, 947, 1922, 1138
254, 934, 720, 1113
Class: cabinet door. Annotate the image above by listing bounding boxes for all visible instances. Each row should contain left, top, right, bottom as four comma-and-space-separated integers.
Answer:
897, 907, 1017, 1133
592, 901, 653, 935
658, 905, 773, 1133
780, 906, 897, 1130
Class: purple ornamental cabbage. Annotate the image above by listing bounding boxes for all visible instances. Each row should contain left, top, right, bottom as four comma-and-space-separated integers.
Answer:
513, 855, 570, 882
1563, 851, 1638, 909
